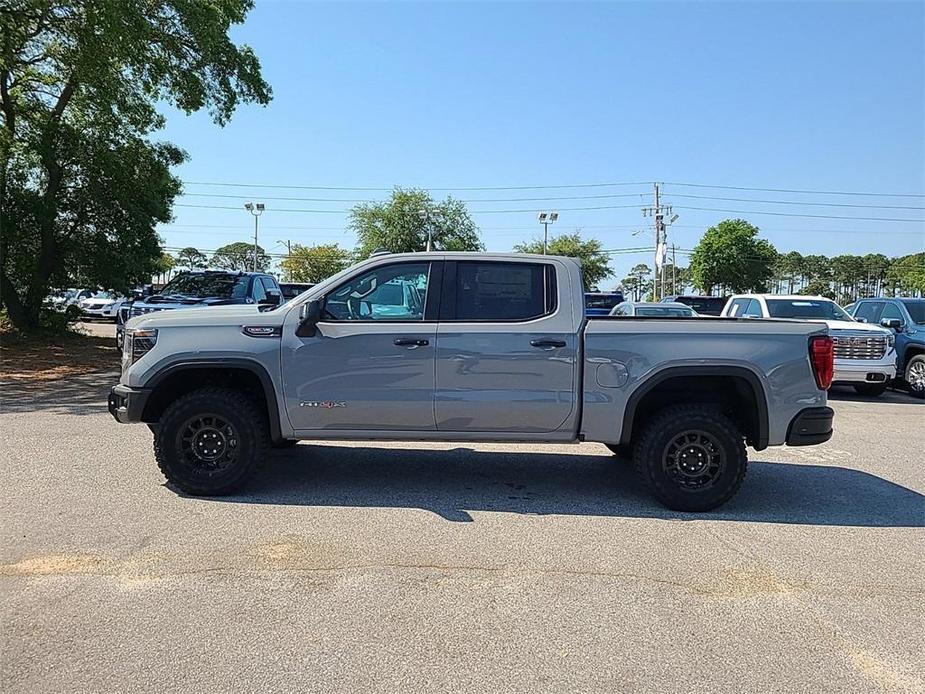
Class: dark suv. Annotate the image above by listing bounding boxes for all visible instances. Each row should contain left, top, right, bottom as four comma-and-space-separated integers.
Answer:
846, 298, 925, 397
117, 271, 282, 348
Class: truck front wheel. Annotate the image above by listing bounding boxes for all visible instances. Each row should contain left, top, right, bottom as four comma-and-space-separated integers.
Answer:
153, 386, 268, 495
633, 404, 747, 512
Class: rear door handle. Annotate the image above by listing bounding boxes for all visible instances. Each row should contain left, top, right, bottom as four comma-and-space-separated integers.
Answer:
530, 339, 566, 349
394, 338, 429, 347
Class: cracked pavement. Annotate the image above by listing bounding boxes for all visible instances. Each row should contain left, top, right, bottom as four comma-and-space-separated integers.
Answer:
1, 380, 923, 693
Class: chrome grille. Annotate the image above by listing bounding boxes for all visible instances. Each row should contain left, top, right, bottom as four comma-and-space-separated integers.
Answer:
831, 332, 887, 360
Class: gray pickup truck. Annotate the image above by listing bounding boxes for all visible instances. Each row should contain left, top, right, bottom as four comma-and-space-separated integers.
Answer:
110, 252, 835, 512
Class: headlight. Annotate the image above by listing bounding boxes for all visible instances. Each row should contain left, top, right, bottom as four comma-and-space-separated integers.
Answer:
887, 333, 895, 348
122, 328, 158, 367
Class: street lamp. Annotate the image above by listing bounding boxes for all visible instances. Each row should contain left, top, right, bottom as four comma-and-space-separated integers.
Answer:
244, 202, 265, 272
537, 211, 559, 254
417, 209, 433, 252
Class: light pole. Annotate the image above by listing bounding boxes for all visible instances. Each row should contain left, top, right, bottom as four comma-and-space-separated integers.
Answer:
417, 209, 433, 252
537, 211, 558, 254
244, 202, 265, 271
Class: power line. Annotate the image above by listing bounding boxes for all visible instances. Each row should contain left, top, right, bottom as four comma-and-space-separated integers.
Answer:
665, 193, 925, 211
674, 206, 924, 223
182, 180, 652, 192
180, 192, 652, 204
175, 203, 650, 214
663, 181, 925, 198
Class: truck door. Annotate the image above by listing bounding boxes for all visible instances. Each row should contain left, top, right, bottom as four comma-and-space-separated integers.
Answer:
281, 260, 440, 431
435, 259, 578, 433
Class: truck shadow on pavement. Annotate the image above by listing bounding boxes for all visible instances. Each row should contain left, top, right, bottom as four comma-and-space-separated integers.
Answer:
198, 445, 925, 528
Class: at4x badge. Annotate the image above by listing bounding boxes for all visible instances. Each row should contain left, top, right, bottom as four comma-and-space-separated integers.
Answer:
299, 401, 347, 409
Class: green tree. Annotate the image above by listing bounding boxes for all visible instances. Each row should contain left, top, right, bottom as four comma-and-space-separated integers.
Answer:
211, 242, 270, 272
775, 251, 804, 293
153, 251, 176, 285
798, 278, 836, 300
350, 188, 483, 257
513, 231, 613, 289
176, 247, 208, 271
689, 219, 778, 294
0, 1, 270, 330
280, 243, 352, 283
886, 253, 925, 296
621, 263, 652, 301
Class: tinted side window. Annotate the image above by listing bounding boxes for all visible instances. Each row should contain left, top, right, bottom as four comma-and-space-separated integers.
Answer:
727, 298, 749, 317
880, 303, 904, 323
743, 299, 763, 317
261, 277, 280, 295
453, 262, 556, 321
251, 277, 267, 302
854, 301, 883, 324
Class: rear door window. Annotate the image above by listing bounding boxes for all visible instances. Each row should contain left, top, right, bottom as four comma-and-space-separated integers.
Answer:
445, 262, 556, 321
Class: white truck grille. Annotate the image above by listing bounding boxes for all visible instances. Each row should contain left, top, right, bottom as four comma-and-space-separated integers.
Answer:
831, 332, 887, 360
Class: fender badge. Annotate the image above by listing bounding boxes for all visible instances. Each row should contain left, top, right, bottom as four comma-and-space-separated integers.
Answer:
300, 401, 347, 409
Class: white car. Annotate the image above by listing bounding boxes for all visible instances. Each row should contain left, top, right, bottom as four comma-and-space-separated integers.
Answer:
77, 291, 123, 321
721, 294, 896, 397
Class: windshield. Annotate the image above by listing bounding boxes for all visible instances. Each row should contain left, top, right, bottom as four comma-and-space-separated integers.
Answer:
586, 294, 623, 310
766, 299, 853, 321
636, 306, 696, 317
901, 301, 925, 325
160, 274, 249, 299
90, 291, 116, 300
674, 297, 727, 315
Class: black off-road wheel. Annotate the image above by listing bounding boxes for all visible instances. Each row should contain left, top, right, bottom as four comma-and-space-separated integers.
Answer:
853, 382, 888, 398
153, 386, 268, 495
633, 404, 747, 512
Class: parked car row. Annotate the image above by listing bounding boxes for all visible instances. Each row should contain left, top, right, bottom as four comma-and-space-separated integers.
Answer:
44, 288, 128, 321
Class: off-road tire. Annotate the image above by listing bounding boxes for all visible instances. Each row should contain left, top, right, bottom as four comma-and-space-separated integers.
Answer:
853, 382, 888, 398
153, 386, 268, 495
604, 443, 633, 461
633, 404, 747, 512
904, 355, 925, 399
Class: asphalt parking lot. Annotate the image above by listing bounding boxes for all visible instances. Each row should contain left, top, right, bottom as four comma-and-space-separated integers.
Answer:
1, 336, 923, 693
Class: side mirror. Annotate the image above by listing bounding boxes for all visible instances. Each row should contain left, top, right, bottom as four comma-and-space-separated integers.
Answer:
881, 318, 902, 332
855, 316, 868, 323
260, 291, 281, 306
296, 299, 322, 337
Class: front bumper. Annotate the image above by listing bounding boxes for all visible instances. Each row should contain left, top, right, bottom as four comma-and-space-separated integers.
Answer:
832, 357, 896, 384
786, 406, 834, 446
108, 384, 150, 424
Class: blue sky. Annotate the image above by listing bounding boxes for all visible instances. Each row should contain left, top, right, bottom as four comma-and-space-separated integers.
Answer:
157, 0, 925, 284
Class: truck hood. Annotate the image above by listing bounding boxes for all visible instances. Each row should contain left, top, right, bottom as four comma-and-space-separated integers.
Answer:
819, 319, 891, 335
126, 303, 288, 330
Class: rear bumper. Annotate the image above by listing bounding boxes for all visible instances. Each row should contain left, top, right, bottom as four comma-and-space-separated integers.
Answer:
786, 406, 834, 446
108, 384, 149, 424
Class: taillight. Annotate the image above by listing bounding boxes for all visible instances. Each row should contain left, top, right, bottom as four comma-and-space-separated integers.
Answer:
810, 335, 834, 390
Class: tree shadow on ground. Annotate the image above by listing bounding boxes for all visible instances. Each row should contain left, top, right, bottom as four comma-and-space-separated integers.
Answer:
192, 444, 925, 527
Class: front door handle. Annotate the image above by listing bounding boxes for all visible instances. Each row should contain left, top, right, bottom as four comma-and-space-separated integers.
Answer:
394, 338, 429, 347
530, 339, 566, 349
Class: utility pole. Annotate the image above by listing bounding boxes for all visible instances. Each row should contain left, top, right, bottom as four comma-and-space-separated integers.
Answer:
641, 184, 676, 301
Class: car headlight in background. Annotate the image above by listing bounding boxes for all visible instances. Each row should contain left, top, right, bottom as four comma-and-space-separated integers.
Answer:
122, 328, 158, 368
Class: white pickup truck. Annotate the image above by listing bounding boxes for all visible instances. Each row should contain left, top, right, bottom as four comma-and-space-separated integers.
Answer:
110, 253, 836, 512
721, 294, 896, 397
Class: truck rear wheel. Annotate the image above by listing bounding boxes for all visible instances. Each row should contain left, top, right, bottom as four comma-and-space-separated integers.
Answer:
633, 404, 747, 512
153, 386, 268, 495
